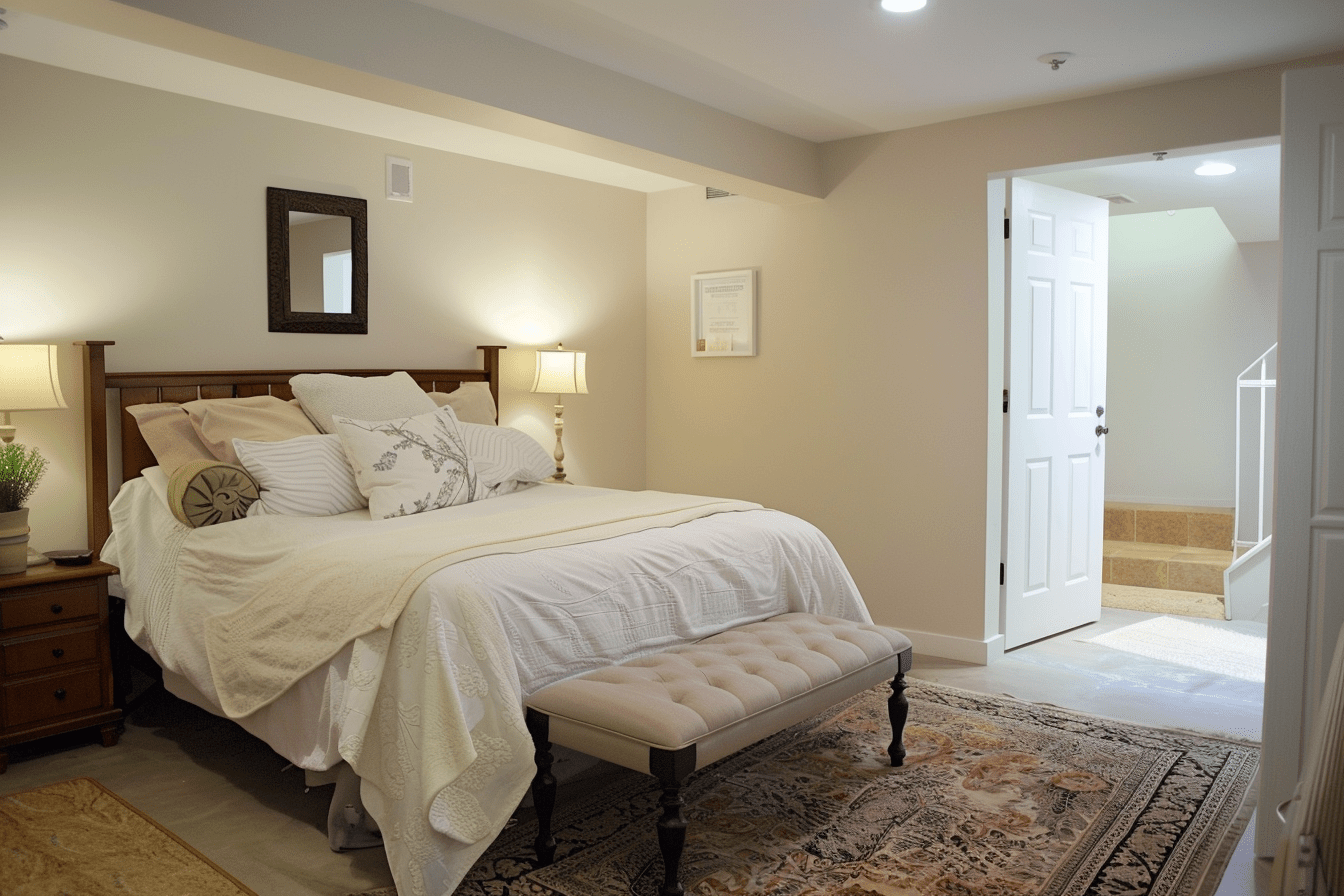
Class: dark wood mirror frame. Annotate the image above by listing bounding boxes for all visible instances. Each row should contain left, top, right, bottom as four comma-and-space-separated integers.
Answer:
266, 187, 369, 334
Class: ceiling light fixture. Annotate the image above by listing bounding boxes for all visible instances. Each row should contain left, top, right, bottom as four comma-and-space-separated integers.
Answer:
880, 0, 927, 12
1195, 161, 1237, 176
1037, 52, 1073, 70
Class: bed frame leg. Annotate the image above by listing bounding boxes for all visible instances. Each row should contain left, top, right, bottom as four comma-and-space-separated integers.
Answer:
888, 670, 909, 767
650, 745, 696, 896
525, 708, 557, 866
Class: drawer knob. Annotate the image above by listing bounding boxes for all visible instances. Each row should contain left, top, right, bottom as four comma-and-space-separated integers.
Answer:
50, 603, 63, 615
54, 688, 67, 700
52, 647, 65, 659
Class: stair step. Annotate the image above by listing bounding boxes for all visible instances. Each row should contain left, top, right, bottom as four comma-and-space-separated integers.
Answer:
1102, 540, 1233, 595
1104, 503, 1234, 550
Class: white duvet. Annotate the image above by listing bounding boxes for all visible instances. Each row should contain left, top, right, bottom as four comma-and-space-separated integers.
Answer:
103, 479, 870, 895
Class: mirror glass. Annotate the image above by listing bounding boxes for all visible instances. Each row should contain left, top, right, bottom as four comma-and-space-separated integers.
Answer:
267, 188, 368, 333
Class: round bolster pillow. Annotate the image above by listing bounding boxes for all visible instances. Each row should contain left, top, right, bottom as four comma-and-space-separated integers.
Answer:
167, 460, 260, 528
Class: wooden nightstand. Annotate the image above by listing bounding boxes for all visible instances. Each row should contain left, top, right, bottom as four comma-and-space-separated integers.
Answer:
0, 559, 122, 772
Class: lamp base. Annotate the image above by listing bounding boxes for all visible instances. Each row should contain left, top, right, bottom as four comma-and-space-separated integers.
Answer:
27, 546, 52, 567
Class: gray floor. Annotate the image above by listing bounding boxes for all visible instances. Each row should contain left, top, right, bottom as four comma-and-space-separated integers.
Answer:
0, 607, 1270, 896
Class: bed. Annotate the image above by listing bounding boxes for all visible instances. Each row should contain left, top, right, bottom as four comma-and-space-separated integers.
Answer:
79, 342, 881, 896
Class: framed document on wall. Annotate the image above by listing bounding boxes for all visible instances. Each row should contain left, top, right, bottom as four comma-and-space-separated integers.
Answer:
692, 269, 757, 357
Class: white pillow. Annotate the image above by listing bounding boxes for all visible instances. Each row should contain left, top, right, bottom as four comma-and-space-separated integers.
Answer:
332, 405, 479, 519
290, 371, 437, 434
459, 422, 554, 487
428, 382, 497, 425
233, 434, 367, 517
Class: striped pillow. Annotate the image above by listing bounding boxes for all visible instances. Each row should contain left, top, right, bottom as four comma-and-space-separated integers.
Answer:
459, 423, 555, 487
232, 434, 367, 517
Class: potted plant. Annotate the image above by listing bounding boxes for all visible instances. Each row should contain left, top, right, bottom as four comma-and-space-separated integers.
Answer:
0, 443, 48, 574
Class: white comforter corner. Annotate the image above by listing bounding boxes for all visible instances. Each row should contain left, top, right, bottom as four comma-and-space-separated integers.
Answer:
104, 481, 870, 895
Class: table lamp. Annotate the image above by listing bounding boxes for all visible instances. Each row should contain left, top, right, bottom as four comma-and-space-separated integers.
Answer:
530, 344, 587, 483
0, 343, 68, 569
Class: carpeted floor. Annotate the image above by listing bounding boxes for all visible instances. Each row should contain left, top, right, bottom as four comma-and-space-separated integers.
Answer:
1102, 583, 1226, 620
342, 680, 1259, 896
0, 777, 258, 896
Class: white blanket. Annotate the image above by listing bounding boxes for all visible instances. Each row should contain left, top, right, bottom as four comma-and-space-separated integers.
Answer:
104, 481, 871, 895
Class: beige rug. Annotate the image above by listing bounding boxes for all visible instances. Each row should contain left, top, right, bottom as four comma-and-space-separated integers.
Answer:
1085, 615, 1267, 683
351, 680, 1258, 896
0, 776, 257, 896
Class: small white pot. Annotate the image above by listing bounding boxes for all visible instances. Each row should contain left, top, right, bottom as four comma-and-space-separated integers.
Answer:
0, 507, 31, 575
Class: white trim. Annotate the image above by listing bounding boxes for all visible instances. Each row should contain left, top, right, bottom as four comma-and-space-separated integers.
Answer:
903, 628, 1006, 665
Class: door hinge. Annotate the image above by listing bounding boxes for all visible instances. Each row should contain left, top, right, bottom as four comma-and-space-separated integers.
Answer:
1004, 218, 1010, 239
999, 562, 1005, 585
1002, 389, 1009, 413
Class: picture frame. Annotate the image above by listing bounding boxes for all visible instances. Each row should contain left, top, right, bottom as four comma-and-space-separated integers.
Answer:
692, 269, 757, 357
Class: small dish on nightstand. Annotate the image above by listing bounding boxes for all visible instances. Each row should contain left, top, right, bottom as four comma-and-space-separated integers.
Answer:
45, 549, 93, 566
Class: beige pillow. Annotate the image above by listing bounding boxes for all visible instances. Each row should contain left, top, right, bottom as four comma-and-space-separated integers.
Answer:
183, 395, 320, 465
166, 459, 260, 528
125, 403, 216, 474
290, 371, 437, 434
428, 381, 497, 425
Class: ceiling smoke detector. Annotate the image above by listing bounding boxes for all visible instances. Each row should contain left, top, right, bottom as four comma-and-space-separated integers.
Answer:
1038, 52, 1073, 70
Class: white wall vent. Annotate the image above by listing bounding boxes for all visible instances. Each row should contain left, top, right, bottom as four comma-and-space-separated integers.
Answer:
386, 156, 413, 202
1099, 193, 1136, 204
706, 187, 736, 200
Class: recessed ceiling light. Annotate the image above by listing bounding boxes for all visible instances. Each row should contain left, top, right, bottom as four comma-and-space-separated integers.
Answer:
1195, 162, 1236, 176
880, 0, 927, 12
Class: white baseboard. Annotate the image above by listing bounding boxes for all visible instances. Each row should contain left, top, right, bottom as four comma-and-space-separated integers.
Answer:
901, 628, 1006, 666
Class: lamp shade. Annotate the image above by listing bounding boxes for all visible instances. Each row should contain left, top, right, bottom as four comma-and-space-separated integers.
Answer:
531, 346, 588, 395
0, 344, 67, 411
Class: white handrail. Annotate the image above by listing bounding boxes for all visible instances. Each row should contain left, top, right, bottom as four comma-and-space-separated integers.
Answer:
1233, 344, 1277, 552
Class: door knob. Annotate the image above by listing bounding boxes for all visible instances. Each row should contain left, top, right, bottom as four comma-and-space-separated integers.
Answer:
1096, 406, 1105, 417
1096, 425, 1109, 436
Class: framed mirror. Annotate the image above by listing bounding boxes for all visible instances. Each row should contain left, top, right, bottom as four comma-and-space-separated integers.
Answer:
267, 187, 368, 334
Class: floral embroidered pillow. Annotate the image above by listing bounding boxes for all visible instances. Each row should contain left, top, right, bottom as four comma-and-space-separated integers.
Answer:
331, 405, 480, 519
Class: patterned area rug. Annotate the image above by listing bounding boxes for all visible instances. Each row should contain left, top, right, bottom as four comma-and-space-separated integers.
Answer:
407, 681, 1257, 896
0, 777, 257, 896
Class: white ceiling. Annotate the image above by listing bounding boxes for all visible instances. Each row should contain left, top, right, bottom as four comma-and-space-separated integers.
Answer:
1026, 141, 1283, 243
6, 0, 1331, 238
410, 0, 1344, 143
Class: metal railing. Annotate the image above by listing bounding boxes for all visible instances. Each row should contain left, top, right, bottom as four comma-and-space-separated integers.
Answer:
1233, 344, 1277, 553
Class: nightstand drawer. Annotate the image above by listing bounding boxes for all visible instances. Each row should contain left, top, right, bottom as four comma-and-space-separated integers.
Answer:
3, 626, 101, 676
0, 583, 101, 631
3, 668, 104, 729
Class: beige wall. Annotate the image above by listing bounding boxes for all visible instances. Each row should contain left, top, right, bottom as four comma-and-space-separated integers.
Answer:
0, 55, 649, 553
646, 54, 1344, 659
1104, 211, 1280, 508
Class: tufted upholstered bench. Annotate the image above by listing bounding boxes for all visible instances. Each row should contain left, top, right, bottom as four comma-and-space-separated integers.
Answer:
523, 612, 914, 896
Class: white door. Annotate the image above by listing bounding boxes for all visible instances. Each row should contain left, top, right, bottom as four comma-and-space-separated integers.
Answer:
1002, 179, 1110, 649
1257, 62, 1344, 857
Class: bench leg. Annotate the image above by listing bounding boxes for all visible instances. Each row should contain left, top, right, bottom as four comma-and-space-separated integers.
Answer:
650, 745, 697, 896
525, 708, 558, 866
888, 671, 909, 767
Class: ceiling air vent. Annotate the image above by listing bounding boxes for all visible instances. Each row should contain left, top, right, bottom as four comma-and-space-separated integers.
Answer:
706, 187, 736, 200
1099, 193, 1136, 205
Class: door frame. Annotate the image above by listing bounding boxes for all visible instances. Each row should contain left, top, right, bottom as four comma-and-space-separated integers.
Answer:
986, 139, 1280, 655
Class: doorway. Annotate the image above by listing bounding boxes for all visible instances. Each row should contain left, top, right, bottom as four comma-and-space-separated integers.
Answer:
990, 138, 1282, 643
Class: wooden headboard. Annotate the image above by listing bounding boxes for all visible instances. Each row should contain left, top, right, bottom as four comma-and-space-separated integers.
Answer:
78, 341, 504, 557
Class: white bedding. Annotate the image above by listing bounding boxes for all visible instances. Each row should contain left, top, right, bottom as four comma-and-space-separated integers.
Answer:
103, 478, 870, 895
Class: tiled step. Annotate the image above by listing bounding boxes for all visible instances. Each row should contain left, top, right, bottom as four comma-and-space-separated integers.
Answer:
1104, 503, 1234, 550
1102, 540, 1234, 595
